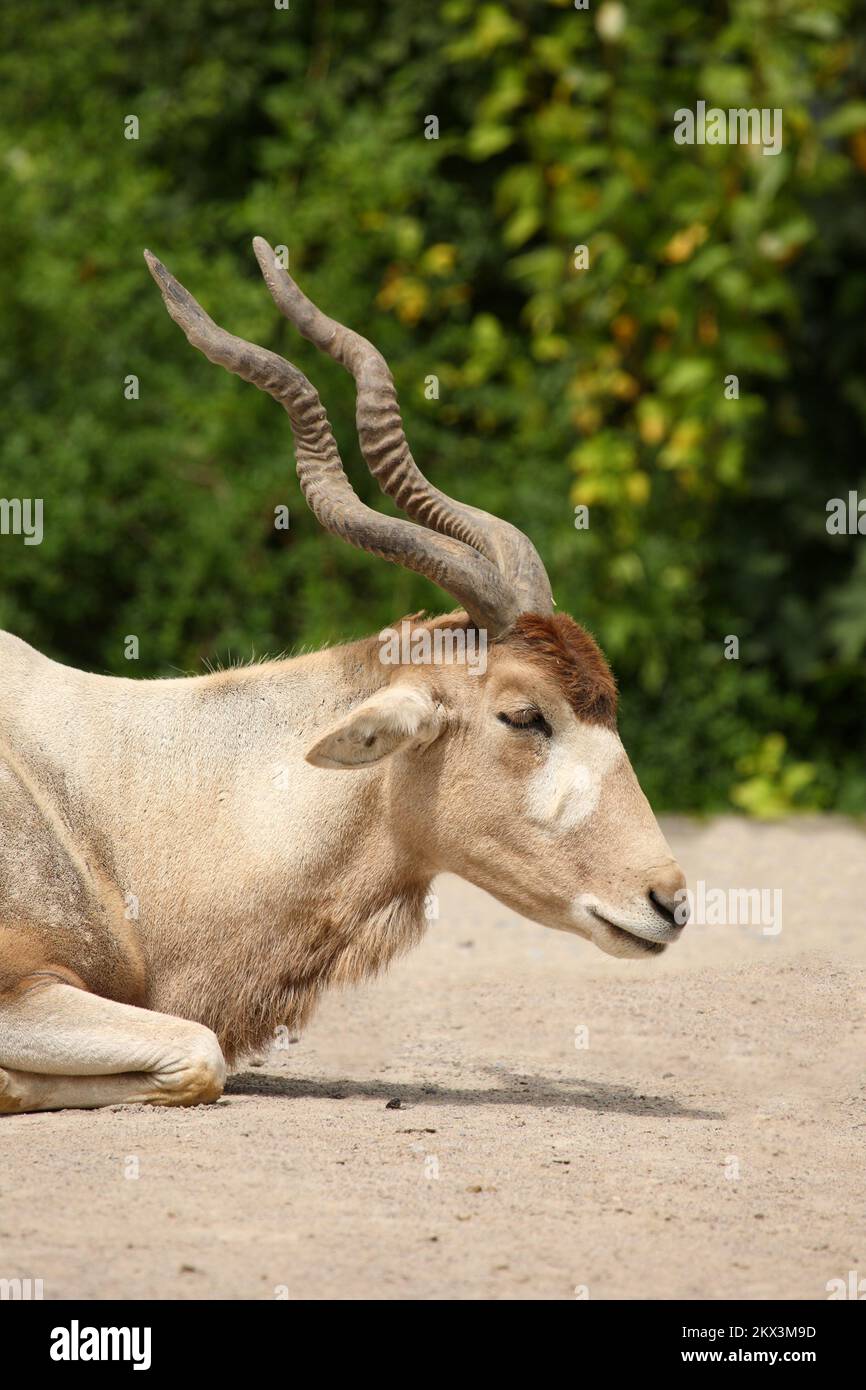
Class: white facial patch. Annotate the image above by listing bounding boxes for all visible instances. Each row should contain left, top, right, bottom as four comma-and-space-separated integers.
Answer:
524, 725, 622, 831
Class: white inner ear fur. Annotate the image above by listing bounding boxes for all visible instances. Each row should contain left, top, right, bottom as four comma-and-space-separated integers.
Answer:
524, 724, 622, 829
306, 684, 441, 769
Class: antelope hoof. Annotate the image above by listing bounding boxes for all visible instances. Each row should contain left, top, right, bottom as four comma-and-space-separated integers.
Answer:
0, 1067, 27, 1115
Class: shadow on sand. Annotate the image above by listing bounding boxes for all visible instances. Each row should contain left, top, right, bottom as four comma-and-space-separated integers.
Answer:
226, 1068, 723, 1121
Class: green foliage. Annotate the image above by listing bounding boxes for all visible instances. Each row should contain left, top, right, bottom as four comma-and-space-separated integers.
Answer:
0, 0, 864, 813
730, 733, 819, 819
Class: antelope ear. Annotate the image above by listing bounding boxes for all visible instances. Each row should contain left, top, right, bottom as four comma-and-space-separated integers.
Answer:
305, 684, 443, 769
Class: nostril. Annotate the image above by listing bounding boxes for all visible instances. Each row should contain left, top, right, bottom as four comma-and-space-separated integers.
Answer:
649, 889, 684, 929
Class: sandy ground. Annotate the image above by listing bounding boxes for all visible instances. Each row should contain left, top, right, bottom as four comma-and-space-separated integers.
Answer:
1, 816, 864, 1302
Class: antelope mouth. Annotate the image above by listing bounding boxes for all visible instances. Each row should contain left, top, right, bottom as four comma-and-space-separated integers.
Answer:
585, 907, 673, 956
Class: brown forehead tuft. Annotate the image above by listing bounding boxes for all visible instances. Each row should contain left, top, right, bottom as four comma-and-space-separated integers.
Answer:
498, 613, 618, 728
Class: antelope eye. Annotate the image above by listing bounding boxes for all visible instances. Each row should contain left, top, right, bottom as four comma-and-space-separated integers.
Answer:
497, 709, 552, 737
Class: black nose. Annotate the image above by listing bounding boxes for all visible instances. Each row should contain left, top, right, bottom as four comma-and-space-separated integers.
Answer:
649, 889, 684, 929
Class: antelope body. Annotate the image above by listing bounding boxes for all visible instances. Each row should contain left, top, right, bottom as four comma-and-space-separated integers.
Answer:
0, 239, 687, 1115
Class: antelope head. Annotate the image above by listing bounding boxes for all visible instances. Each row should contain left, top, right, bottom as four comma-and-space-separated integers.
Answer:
146, 240, 688, 958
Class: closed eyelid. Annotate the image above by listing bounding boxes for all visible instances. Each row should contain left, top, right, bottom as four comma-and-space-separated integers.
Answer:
497, 708, 552, 736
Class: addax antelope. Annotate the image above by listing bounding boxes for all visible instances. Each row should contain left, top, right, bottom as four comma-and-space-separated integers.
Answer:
0, 238, 688, 1114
